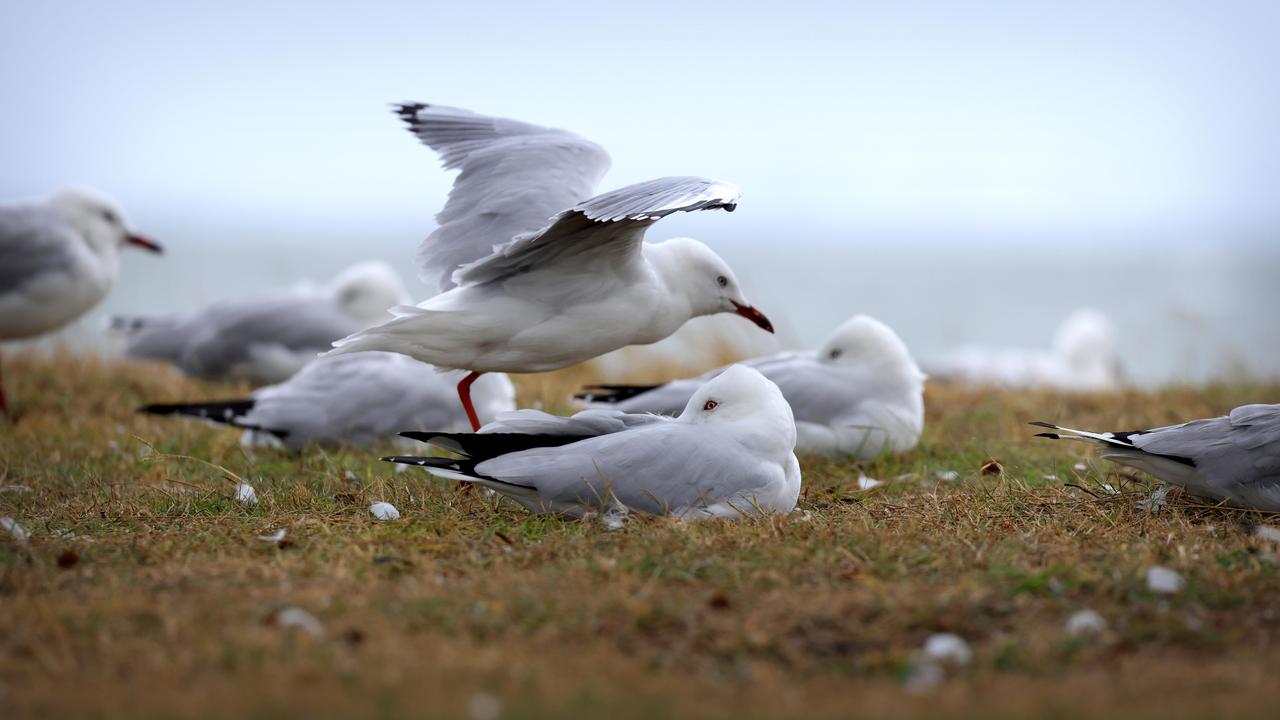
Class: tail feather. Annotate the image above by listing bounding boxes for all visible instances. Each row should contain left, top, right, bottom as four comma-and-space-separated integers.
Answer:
139, 399, 288, 439
400, 430, 593, 459
573, 384, 662, 403
1029, 421, 1134, 448
381, 455, 536, 494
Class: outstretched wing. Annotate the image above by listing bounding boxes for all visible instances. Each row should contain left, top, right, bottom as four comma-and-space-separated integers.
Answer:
397, 103, 612, 292
452, 176, 741, 287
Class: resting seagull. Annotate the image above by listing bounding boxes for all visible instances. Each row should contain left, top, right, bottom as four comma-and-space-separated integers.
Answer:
116, 260, 409, 384
326, 103, 773, 430
1033, 404, 1280, 511
0, 189, 161, 415
138, 351, 514, 449
578, 314, 926, 457
385, 365, 801, 519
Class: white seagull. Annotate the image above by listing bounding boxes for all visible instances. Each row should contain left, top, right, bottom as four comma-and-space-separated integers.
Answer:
385, 365, 801, 519
926, 308, 1122, 391
139, 351, 515, 450
579, 315, 926, 458
1033, 403, 1280, 511
117, 260, 409, 384
325, 103, 773, 429
0, 188, 161, 415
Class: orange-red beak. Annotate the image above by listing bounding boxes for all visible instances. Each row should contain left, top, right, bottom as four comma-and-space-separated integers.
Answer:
126, 234, 163, 254
731, 301, 774, 333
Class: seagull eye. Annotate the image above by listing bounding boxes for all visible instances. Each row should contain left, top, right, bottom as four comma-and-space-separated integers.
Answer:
100, 209, 118, 225
716, 275, 728, 288
703, 399, 719, 411
829, 349, 843, 360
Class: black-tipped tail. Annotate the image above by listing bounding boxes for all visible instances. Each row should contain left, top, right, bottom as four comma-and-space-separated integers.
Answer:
573, 383, 663, 403
139, 399, 255, 424
399, 431, 594, 460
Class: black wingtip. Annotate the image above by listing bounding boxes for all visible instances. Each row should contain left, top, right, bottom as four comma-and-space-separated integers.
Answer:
399, 430, 440, 442
1028, 421, 1059, 429
1034, 432, 1062, 439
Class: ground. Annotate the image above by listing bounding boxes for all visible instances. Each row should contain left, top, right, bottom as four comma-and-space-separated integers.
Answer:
2, 352, 1279, 719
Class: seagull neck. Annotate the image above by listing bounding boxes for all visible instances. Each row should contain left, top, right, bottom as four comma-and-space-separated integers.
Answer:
642, 243, 697, 319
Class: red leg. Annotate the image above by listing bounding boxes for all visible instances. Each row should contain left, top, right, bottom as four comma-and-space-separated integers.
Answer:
457, 371, 484, 431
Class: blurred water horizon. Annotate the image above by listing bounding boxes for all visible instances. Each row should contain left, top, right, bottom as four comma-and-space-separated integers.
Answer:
29, 219, 1279, 388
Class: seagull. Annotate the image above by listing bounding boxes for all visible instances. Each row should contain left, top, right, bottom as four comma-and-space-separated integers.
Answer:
0, 188, 161, 415
1033, 403, 1280, 511
926, 308, 1122, 391
325, 103, 774, 430
384, 364, 801, 519
578, 314, 926, 457
138, 351, 515, 449
116, 260, 409, 384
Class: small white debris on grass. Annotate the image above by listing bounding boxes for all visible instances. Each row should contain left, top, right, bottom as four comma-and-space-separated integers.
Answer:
235, 483, 258, 506
256, 529, 286, 543
1253, 525, 1280, 544
2, 517, 29, 543
905, 633, 972, 693
1042, 474, 1058, 481
1073, 463, 1087, 472
1137, 485, 1173, 513
856, 474, 882, 490
935, 470, 960, 482
1147, 565, 1184, 594
1065, 609, 1107, 636
601, 505, 628, 531
370, 502, 400, 521
0, 484, 31, 494
923, 633, 973, 666
274, 606, 324, 638
467, 692, 503, 720
903, 660, 945, 693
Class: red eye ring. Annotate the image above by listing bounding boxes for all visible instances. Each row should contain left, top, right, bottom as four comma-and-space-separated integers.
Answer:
703, 399, 718, 411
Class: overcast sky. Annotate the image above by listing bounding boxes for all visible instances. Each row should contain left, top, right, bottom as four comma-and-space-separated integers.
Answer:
2, 1, 1278, 246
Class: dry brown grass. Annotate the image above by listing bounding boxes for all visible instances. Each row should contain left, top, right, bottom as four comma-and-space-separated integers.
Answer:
2, 352, 1280, 719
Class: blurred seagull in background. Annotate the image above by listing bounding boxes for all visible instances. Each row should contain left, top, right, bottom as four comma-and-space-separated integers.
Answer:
326, 103, 773, 430
926, 308, 1122, 391
1033, 403, 1280, 511
0, 188, 161, 416
579, 315, 925, 458
116, 260, 408, 384
138, 351, 514, 450
385, 365, 800, 519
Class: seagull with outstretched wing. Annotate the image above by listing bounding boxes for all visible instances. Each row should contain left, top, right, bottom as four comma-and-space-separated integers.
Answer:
327, 103, 772, 429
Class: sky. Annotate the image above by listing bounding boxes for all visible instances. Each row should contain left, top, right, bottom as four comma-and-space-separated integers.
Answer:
2, 0, 1279, 247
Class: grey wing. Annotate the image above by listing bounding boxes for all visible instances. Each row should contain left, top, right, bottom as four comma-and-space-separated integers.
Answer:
397, 103, 612, 292
588, 353, 809, 416
0, 207, 79, 295
1131, 405, 1280, 485
246, 352, 451, 445
482, 407, 671, 436
181, 297, 362, 379
757, 357, 878, 424
453, 176, 741, 287
476, 424, 771, 514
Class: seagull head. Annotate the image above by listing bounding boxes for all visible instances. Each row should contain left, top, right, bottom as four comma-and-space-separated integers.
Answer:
680, 364, 795, 436
819, 314, 923, 377
654, 237, 773, 334
328, 260, 412, 325
49, 188, 162, 257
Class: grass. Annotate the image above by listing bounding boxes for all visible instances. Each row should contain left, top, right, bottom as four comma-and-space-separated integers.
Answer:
2, 351, 1280, 718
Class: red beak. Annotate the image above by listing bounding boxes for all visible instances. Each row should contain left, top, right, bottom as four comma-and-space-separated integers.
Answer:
126, 234, 163, 254
731, 301, 774, 334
